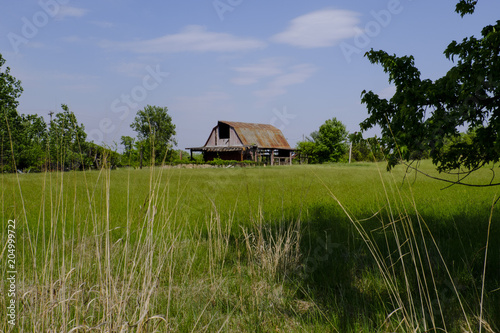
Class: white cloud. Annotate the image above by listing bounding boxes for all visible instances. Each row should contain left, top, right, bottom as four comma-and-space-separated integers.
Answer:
55, 6, 89, 20
174, 91, 233, 112
231, 58, 284, 85
254, 63, 317, 99
271, 9, 361, 48
91, 21, 114, 28
230, 59, 317, 99
61, 35, 82, 43
111, 62, 150, 78
102, 25, 266, 54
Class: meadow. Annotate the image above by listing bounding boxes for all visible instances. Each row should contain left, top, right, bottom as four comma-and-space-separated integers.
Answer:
1, 161, 499, 332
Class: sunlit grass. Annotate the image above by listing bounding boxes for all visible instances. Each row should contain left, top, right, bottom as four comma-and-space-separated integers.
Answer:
0, 161, 499, 332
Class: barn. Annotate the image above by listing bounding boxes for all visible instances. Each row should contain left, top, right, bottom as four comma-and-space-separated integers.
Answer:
187, 121, 295, 165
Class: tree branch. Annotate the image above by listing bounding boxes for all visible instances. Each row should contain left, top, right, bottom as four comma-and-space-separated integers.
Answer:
403, 162, 500, 188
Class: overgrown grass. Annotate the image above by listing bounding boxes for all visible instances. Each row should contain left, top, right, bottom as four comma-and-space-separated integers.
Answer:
1, 161, 499, 332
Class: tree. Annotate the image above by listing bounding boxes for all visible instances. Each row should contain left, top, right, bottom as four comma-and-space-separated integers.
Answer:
17, 114, 48, 170
130, 105, 176, 164
296, 140, 319, 164
348, 132, 386, 162
315, 117, 349, 163
0, 53, 24, 171
296, 117, 348, 163
121, 135, 135, 156
360, 3, 500, 185
48, 104, 88, 170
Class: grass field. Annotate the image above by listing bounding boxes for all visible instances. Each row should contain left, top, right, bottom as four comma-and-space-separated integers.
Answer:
1, 161, 499, 332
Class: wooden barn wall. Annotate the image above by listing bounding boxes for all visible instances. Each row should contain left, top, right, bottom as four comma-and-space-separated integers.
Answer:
205, 129, 216, 146
229, 128, 243, 146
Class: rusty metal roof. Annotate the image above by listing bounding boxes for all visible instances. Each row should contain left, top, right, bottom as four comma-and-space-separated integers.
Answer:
219, 121, 292, 149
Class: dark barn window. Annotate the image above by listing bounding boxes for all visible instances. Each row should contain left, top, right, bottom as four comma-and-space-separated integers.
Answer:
218, 122, 230, 139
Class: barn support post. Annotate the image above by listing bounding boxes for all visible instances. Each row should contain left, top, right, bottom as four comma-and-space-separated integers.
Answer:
139, 147, 143, 169
289, 150, 292, 165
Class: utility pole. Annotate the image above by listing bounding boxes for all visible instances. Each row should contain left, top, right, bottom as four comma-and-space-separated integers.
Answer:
349, 142, 352, 164
47, 111, 54, 172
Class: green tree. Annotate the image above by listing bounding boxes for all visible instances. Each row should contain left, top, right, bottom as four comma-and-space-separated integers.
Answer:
360, 3, 500, 185
296, 118, 348, 164
0, 53, 24, 171
49, 104, 88, 170
121, 135, 135, 155
348, 132, 386, 162
315, 117, 349, 163
120, 135, 139, 166
296, 140, 319, 164
130, 105, 176, 164
17, 114, 48, 170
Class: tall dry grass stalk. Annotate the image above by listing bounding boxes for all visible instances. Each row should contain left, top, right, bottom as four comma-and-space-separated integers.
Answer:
4, 163, 183, 331
3, 157, 313, 332
241, 208, 302, 282
315, 160, 497, 332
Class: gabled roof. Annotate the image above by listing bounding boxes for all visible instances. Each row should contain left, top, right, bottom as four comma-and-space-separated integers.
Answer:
219, 121, 291, 149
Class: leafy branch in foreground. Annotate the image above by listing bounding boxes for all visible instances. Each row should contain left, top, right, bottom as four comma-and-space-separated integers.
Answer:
360, 16, 500, 185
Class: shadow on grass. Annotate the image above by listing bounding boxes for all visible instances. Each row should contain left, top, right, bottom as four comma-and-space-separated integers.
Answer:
290, 202, 500, 332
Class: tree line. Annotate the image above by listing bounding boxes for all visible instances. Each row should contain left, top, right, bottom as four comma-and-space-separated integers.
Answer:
0, 101, 123, 172
0, 53, 181, 172
295, 117, 385, 164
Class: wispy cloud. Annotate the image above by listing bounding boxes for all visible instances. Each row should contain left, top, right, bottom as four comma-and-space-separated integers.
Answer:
175, 91, 232, 108
101, 25, 266, 54
55, 6, 89, 20
91, 21, 114, 28
60, 35, 83, 43
231, 58, 284, 85
271, 9, 361, 48
231, 59, 317, 99
254, 63, 317, 99
111, 62, 150, 78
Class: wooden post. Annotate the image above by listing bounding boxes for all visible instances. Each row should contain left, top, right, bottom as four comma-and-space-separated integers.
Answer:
289, 151, 292, 165
270, 150, 274, 166
349, 142, 352, 164
140, 147, 143, 169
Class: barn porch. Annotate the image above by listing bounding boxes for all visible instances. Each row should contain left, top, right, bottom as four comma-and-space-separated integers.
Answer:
188, 145, 294, 165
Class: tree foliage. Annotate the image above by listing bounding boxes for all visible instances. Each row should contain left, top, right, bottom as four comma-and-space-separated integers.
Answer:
348, 132, 386, 162
0, 53, 24, 170
130, 105, 176, 164
360, 13, 500, 182
315, 117, 349, 163
49, 104, 88, 170
455, 0, 477, 17
296, 117, 348, 163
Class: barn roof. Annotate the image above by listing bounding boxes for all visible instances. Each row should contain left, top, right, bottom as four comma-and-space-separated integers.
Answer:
219, 121, 291, 149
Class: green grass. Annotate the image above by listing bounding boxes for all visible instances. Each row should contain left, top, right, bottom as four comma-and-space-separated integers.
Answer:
1, 161, 499, 332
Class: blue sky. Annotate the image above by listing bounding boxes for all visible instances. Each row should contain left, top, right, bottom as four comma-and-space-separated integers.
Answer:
1, 0, 499, 150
